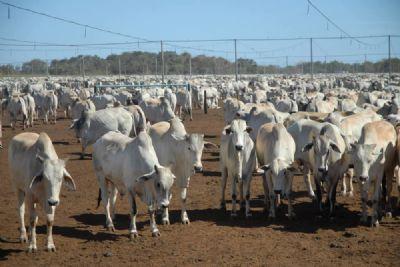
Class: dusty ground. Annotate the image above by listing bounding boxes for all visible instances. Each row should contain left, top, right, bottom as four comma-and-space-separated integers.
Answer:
0, 108, 399, 266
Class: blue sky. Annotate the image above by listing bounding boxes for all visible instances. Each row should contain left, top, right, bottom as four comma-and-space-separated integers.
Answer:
0, 0, 399, 66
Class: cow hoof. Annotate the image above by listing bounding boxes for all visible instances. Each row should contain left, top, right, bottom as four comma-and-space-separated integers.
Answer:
130, 232, 138, 240
27, 245, 37, 253
20, 235, 28, 243
107, 225, 115, 232
371, 220, 379, 227
341, 191, 347, 196
245, 212, 252, 218
162, 219, 170, 225
182, 219, 190, 225
348, 191, 354, 198
268, 214, 276, 220
230, 212, 238, 218
385, 212, 392, 218
47, 244, 56, 252
152, 231, 160, 237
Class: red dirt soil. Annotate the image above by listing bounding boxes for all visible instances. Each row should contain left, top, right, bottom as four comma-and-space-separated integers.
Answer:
0, 108, 399, 266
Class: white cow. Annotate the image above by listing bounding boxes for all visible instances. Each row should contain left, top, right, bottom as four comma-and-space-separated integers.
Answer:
43, 91, 58, 124
70, 107, 134, 159
220, 119, 256, 217
352, 120, 396, 227
139, 97, 175, 124
164, 88, 177, 113
8, 132, 76, 252
223, 98, 245, 125
149, 118, 211, 224
23, 94, 36, 127
175, 89, 193, 121
301, 123, 348, 216
256, 123, 296, 219
7, 96, 27, 129
92, 131, 175, 238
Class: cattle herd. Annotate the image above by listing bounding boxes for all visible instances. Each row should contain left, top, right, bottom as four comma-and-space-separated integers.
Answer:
1, 73, 400, 254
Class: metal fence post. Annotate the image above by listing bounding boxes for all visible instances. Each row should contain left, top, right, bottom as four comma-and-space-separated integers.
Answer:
204, 89, 207, 114
234, 39, 238, 81
161, 40, 165, 84
388, 35, 391, 78
310, 38, 313, 80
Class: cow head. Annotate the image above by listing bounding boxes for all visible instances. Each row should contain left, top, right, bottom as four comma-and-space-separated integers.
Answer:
30, 155, 76, 208
224, 119, 252, 152
137, 165, 175, 209
261, 158, 296, 196
160, 97, 175, 121
69, 111, 90, 139
351, 143, 384, 185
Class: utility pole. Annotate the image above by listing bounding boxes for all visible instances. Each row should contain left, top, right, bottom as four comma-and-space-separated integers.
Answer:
46, 60, 49, 76
286, 56, 288, 69
388, 35, 391, 78
310, 38, 313, 80
82, 56, 85, 80
364, 54, 367, 73
118, 56, 121, 81
324, 56, 327, 73
105, 62, 108, 76
161, 40, 165, 84
155, 57, 158, 78
234, 39, 238, 81
189, 55, 192, 77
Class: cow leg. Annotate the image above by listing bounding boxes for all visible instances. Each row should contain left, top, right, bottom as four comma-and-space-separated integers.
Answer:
341, 172, 348, 196
109, 184, 118, 221
231, 176, 238, 217
80, 144, 86, 160
328, 178, 339, 218
239, 180, 245, 212
128, 192, 138, 239
359, 183, 368, 224
161, 206, 170, 225
220, 167, 227, 210
27, 201, 38, 253
314, 178, 323, 213
149, 206, 160, 237
286, 174, 295, 219
17, 190, 27, 243
180, 187, 190, 224
383, 170, 393, 218
244, 177, 252, 218
262, 172, 269, 213
99, 179, 114, 232
303, 167, 315, 199
44, 111, 48, 124
371, 178, 382, 227
45, 207, 56, 252
53, 109, 57, 124
267, 174, 276, 219
348, 168, 354, 197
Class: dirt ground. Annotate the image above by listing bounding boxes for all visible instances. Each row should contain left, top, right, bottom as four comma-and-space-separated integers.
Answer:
0, 108, 399, 266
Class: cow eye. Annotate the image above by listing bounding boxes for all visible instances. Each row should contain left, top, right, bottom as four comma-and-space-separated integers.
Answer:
188, 147, 191, 151
156, 182, 161, 188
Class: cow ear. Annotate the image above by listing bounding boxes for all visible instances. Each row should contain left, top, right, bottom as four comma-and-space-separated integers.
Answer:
137, 171, 155, 182
372, 147, 384, 156
29, 174, 43, 188
69, 120, 78, 129
63, 169, 76, 191
301, 143, 313, 152
154, 165, 159, 175
245, 126, 253, 133
224, 127, 232, 135
330, 143, 341, 153
260, 164, 270, 171
204, 141, 218, 149
36, 154, 45, 163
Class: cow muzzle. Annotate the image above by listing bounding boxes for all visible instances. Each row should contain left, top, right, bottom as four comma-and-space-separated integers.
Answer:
48, 199, 59, 206
359, 176, 368, 183
235, 145, 243, 151
194, 166, 203, 173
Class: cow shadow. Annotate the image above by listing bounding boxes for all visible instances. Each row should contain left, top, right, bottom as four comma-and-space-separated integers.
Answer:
202, 157, 219, 162
72, 213, 147, 232
67, 152, 92, 160
0, 248, 24, 261
36, 224, 119, 242
202, 170, 221, 177
52, 141, 70, 145
167, 195, 361, 233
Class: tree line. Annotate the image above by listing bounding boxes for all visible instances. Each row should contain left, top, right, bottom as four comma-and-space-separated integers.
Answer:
1, 51, 399, 76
